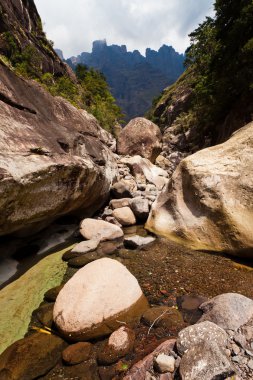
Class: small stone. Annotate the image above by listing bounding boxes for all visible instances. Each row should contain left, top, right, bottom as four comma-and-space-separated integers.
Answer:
155, 354, 175, 373
110, 198, 132, 209
80, 218, 123, 242
105, 216, 122, 227
124, 235, 155, 249
234, 333, 247, 348
62, 342, 92, 365
44, 285, 64, 302
225, 349, 231, 357
112, 207, 136, 226
145, 372, 156, 380
130, 197, 150, 221
67, 251, 101, 268
111, 181, 133, 199
63, 240, 99, 261
232, 343, 241, 355
248, 359, 253, 370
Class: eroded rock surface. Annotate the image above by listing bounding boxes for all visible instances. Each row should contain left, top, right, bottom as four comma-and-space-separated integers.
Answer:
0, 63, 117, 236
147, 123, 253, 257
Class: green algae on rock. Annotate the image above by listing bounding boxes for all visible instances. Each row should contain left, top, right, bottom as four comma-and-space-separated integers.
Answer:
0, 246, 72, 354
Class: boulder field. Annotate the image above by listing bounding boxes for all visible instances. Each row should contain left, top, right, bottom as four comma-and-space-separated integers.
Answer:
0, 62, 117, 236
146, 122, 253, 257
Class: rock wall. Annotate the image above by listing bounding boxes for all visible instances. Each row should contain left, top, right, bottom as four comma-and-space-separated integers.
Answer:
146, 123, 253, 257
0, 62, 117, 236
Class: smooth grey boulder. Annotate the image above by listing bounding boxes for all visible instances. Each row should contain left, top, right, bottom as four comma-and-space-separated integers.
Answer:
177, 321, 227, 356
198, 293, 253, 331
179, 341, 235, 380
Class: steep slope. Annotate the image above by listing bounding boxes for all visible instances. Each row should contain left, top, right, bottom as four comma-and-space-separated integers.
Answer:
68, 40, 185, 121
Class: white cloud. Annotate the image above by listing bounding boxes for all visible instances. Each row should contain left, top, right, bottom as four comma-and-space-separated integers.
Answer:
34, 0, 214, 58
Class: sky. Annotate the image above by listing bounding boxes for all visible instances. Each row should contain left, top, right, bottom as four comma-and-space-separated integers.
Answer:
34, 0, 214, 59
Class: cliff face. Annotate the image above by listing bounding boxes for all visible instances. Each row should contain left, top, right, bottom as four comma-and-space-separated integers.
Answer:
0, 0, 69, 76
68, 40, 185, 121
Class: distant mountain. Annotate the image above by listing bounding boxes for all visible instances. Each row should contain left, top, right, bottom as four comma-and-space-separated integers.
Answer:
66, 40, 185, 121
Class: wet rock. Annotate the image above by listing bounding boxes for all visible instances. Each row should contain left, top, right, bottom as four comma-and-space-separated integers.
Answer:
130, 197, 150, 221
53, 258, 149, 341
117, 118, 162, 163
67, 251, 101, 268
179, 341, 235, 380
123, 339, 176, 380
154, 354, 175, 373
0, 332, 67, 380
111, 182, 133, 199
98, 327, 135, 365
43, 358, 99, 379
62, 240, 99, 261
44, 285, 64, 302
142, 306, 185, 331
199, 293, 253, 331
113, 207, 136, 226
110, 198, 132, 209
35, 303, 54, 328
124, 235, 156, 249
62, 342, 93, 365
177, 321, 227, 355
97, 240, 123, 255
80, 218, 123, 242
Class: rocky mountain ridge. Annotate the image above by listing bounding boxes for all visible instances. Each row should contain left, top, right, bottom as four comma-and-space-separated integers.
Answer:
66, 40, 185, 121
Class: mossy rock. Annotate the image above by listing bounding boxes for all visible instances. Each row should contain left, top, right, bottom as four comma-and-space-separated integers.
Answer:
0, 245, 73, 354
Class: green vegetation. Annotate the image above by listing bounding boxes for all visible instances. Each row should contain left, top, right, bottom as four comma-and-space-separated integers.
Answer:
149, 0, 253, 141
2, 33, 123, 133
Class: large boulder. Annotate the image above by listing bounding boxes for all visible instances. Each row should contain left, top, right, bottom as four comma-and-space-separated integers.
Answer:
53, 258, 149, 341
146, 123, 253, 257
0, 62, 117, 236
117, 118, 162, 162
80, 219, 123, 242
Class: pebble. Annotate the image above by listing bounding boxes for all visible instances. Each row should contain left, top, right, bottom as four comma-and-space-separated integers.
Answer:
232, 343, 241, 355
154, 354, 175, 373
248, 359, 253, 370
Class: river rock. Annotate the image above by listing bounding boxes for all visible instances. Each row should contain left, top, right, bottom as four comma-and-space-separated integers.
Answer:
117, 118, 162, 162
44, 285, 64, 302
0, 333, 67, 380
63, 240, 99, 261
112, 207, 136, 226
110, 198, 132, 209
111, 181, 133, 199
124, 235, 156, 249
130, 197, 150, 221
121, 156, 168, 190
98, 327, 135, 365
179, 341, 235, 380
198, 293, 253, 331
177, 321, 228, 355
146, 123, 253, 257
62, 342, 93, 365
53, 258, 149, 341
80, 219, 123, 242
0, 63, 118, 237
123, 339, 176, 380
154, 354, 175, 373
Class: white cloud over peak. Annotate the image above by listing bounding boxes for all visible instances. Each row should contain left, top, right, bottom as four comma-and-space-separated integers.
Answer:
34, 0, 214, 58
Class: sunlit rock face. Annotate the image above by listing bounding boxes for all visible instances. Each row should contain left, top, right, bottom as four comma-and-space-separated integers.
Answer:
147, 122, 253, 258
0, 63, 117, 236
